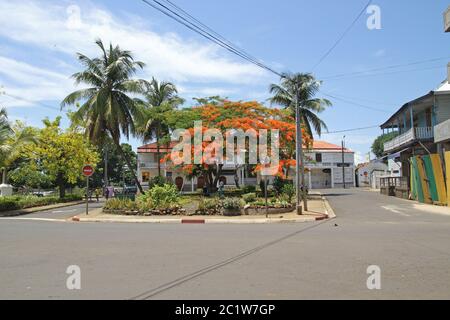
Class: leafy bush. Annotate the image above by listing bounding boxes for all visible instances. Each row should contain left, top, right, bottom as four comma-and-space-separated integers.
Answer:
273, 177, 293, 195
222, 197, 244, 210
0, 195, 83, 212
242, 193, 257, 204
148, 176, 167, 189
195, 197, 222, 215
104, 198, 137, 211
138, 184, 179, 210
241, 185, 256, 194
281, 184, 296, 203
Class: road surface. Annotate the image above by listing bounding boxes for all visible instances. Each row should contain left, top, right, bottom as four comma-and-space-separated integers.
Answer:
1, 189, 449, 299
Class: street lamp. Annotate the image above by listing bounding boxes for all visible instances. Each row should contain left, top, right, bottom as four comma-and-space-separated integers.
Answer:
261, 156, 270, 218
342, 136, 346, 189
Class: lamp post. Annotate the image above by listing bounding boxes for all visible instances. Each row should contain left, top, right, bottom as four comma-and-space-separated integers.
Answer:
342, 136, 346, 189
261, 156, 270, 218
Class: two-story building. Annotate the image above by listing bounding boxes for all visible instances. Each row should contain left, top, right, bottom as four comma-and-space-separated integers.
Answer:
379, 67, 450, 200
381, 72, 450, 178
137, 140, 355, 191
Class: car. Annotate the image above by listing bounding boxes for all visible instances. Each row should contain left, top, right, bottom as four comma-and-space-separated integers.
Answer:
123, 185, 138, 195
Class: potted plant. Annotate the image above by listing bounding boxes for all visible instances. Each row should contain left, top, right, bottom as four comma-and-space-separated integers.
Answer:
222, 197, 243, 216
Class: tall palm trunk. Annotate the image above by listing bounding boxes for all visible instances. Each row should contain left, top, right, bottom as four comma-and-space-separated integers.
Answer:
112, 137, 144, 194
156, 126, 161, 177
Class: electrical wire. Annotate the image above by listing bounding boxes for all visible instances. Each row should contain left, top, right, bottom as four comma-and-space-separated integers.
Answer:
311, 0, 373, 71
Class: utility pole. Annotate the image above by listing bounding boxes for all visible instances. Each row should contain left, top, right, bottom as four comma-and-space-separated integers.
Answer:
104, 147, 109, 190
294, 82, 307, 214
342, 136, 346, 189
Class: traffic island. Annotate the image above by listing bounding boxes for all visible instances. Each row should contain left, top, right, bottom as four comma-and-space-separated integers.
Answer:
73, 192, 336, 224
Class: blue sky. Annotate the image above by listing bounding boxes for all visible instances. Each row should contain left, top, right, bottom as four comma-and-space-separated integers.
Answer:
0, 0, 449, 163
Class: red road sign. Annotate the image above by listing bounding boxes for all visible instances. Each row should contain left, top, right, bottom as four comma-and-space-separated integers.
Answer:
82, 165, 95, 177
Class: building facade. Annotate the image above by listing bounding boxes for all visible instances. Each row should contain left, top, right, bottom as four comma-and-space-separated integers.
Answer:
137, 140, 355, 191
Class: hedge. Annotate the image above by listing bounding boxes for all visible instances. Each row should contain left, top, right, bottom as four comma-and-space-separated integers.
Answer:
0, 195, 82, 212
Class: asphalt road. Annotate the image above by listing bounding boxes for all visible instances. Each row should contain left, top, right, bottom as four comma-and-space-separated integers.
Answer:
1, 189, 450, 300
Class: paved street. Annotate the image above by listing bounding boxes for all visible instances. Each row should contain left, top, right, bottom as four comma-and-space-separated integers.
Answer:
1, 189, 450, 300
3, 201, 104, 220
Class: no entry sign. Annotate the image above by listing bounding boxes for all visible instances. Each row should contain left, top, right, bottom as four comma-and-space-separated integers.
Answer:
82, 165, 95, 177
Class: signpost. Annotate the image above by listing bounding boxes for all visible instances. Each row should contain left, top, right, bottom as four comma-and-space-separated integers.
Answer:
82, 165, 94, 216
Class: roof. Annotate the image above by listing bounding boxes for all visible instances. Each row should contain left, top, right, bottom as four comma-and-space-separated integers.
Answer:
138, 140, 353, 153
380, 79, 450, 129
311, 140, 353, 153
137, 142, 179, 153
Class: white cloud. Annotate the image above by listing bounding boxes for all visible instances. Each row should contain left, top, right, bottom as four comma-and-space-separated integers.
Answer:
373, 49, 386, 58
0, 56, 74, 108
0, 0, 269, 85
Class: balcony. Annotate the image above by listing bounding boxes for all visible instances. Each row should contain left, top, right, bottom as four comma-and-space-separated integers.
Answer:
384, 127, 434, 152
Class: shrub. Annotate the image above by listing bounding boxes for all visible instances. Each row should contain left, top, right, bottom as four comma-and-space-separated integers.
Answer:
222, 197, 244, 210
242, 193, 257, 204
281, 184, 296, 204
0, 195, 83, 212
138, 184, 179, 210
259, 180, 268, 196
104, 198, 137, 211
241, 185, 256, 194
148, 176, 167, 189
273, 177, 293, 195
195, 197, 222, 215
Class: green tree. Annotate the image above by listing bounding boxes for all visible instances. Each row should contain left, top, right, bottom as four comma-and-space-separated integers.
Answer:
9, 163, 52, 191
0, 110, 37, 185
371, 132, 398, 158
61, 39, 148, 193
136, 78, 183, 177
26, 117, 99, 198
269, 73, 331, 138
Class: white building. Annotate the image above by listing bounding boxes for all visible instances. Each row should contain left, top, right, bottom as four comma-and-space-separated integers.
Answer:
303, 141, 355, 189
136, 140, 355, 191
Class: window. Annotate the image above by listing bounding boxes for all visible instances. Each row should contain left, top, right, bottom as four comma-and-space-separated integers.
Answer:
315, 153, 322, 163
142, 172, 150, 183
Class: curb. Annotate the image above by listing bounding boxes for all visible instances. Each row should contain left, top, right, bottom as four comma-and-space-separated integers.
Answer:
0, 201, 85, 218
74, 215, 323, 224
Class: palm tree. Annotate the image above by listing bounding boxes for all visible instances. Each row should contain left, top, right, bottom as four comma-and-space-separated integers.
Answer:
61, 39, 148, 194
136, 79, 184, 177
269, 73, 331, 138
0, 109, 37, 186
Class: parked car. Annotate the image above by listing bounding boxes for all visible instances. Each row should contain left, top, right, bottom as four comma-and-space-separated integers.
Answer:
123, 185, 138, 195
32, 191, 56, 197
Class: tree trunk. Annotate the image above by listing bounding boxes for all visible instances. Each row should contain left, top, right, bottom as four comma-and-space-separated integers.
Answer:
114, 139, 144, 194
156, 129, 161, 177
57, 172, 66, 199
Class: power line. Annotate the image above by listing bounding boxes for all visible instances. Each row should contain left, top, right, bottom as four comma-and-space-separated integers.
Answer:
320, 56, 450, 80
322, 125, 380, 135
2, 92, 61, 112
321, 91, 391, 113
312, 0, 373, 71
140, 0, 283, 77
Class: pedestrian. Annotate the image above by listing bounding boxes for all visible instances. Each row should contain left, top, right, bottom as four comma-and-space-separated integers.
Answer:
218, 181, 225, 199
105, 187, 110, 201
95, 188, 101, 202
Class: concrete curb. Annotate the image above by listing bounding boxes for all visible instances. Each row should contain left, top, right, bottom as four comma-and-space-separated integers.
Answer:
320, 193, 337, 219
0, 201, 85, 218
73, 214, 324, 224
